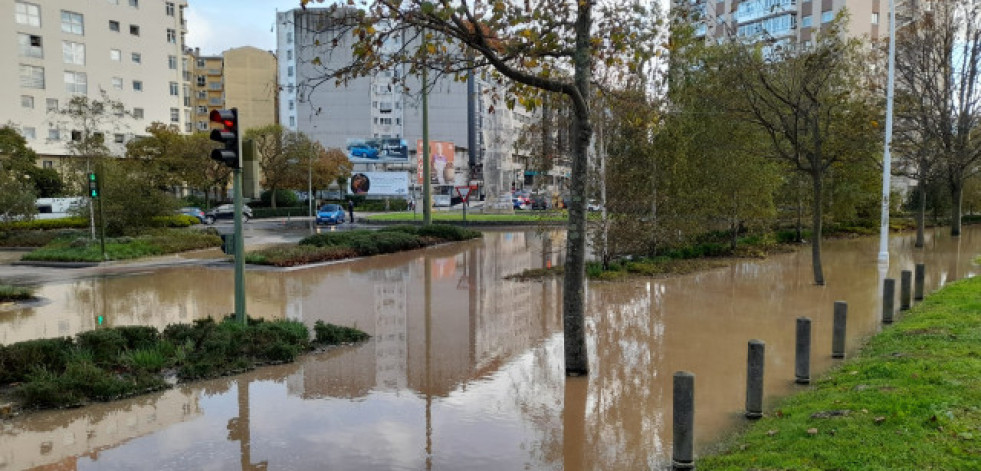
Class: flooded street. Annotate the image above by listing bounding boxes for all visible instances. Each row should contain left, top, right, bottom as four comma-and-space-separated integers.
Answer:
1, 227, 978, 470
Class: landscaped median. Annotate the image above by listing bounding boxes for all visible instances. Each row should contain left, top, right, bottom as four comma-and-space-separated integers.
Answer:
245, 224, 482, 267
18, 228, 220, 263
698, 276, 981, 470
365, 211, 567, 225
0, 318, 368, 413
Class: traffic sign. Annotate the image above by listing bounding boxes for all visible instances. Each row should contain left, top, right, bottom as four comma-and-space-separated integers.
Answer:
454, 185, 473, 203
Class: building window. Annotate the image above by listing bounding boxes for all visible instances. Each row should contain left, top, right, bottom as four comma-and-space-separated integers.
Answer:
209, 97, 222, 105
185, 122, 192, 133
166, 2, 175, 16
46, 98, 58, 111
196, 76, 206, 86
286, 32, 293, 43
379, 118, 392, 125
167, 29, 176, 43
802, 15, 812, 28
64, 71, 87, 94
63, 41, 85, 65
287, 50, 293, 60
110, 49, 121, 61
821, 11, 833, 23
196, 59, 205, 67
169, 82, 179, 96
71, 130, 82, 141
15, 2, 41, 27
183, 85, 190, 106
19, 64, 44, 89
289, 116, 295, 126
109, 20, 120, 32
871, 13, 879, 25
133, 107, 144, 119
130, 24, 140, 36
170, 108, 179, 122
197, 91, 207, 99
168, 55, 177, 69
18, 33, 43, 58
289, 100, 295, 110
196, 106, 207, 114
61, 11, 84, 35
287, 66, 294, 77
114, 133, 125, 144
48, 129, 59, 140
197, 121, 208, 131
209, 82, 221, 90
112, 76, 123, 89
132, 80, 143, 91
129, 0, 139, 8
22, 127, 36, 140
132, 52, 141, 63
21, 95, 34, 109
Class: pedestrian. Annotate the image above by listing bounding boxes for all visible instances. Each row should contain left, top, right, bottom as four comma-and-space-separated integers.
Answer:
348, 200, 355, 224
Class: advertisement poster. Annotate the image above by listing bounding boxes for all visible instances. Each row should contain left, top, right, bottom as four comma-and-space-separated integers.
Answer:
415, 140, 455, 185
346, 137, 409, 163
347, 171, 409, 196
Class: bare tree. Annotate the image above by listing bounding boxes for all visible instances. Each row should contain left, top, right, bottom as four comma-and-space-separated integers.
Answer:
295, 0, 660, 375
895, 0, 981, 238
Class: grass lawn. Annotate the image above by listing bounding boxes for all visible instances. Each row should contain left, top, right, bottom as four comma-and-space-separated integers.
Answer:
699, 276, 981, 470
366, 211, 568, 223
21, 229, 221, 262
0, 285, 34, 302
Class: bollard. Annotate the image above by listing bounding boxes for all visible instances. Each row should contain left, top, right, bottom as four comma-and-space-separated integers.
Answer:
795, 317, 811, 384
832, 301, 847, 359
883, 278, 895, 324
672, 371, 695, 470
901, 270, 912, 311
745, 340, 765, 419
914, 263, 925, 301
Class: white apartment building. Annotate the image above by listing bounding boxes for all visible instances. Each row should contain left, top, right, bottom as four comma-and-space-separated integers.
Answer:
276, 7, 559, 200
2, 0, 190, 165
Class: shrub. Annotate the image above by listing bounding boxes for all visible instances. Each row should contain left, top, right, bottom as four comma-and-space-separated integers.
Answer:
0, 337, 74, 384
7, 218, 89, 231
252, 207, 310, 219
245, 245, 359, 267
122, 347, 168, 373
0, 229, 85, 248
260, 189, 300, 207
0, 284, 34, 302
417, 224, 481, 241
150, 215, 198, 227
314, 321, 369, 344
76, 329, 128, 367
114, 326, 160, 350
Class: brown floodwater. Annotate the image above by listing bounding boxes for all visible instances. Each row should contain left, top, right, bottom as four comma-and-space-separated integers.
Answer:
0, 227, 977, 470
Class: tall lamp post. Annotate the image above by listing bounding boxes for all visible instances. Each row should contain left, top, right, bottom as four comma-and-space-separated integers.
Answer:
878, 0, 897, 265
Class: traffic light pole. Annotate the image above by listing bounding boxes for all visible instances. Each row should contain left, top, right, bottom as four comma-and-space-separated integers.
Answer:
233, 166, 246, 324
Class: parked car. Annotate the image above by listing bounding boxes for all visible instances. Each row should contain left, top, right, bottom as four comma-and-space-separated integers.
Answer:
348, 144, 379, 159
179, 207, 206, 223
587, 200, 604, 212
512, 190, 531, 210
530, 194, 550, 210
316, 203, 346, 225
205, 204, 252, 224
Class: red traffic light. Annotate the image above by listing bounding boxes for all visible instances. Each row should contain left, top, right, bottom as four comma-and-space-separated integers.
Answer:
210, 109, 237, 129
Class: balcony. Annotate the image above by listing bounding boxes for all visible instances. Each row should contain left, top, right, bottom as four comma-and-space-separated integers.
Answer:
736, 0, 797, 24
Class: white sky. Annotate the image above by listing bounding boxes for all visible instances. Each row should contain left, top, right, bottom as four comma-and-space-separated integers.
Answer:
184, 0, 312, 55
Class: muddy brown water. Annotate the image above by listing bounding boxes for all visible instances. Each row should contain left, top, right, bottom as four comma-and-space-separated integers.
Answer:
0, 227, 977, 470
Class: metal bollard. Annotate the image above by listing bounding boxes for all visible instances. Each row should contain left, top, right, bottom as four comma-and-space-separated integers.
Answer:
914, 263, 925, 301
901, 270, 912, 311
672, 371, 695, 470
832, 301, 847, 359
746, 340, 765, 419
883, 278, 895, 324
795, 317, 811, 384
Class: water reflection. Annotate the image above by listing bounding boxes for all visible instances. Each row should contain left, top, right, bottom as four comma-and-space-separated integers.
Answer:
1, 227, 978, 469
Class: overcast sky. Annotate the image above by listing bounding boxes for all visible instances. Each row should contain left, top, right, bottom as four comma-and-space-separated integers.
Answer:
184, 0, 312, 55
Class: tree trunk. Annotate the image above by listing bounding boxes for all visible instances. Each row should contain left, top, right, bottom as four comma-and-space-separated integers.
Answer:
562, 1, 592, 377
915, 180, 926, 248
271, 187, 278, 209
951, 181, 963, 236
730, 219, 738, 251
810, 171, 825, 285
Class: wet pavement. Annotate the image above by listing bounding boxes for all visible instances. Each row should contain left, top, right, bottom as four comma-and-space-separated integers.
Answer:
0, 226, 977, 470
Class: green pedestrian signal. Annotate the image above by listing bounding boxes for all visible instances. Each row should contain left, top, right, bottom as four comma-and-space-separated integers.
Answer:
88, 172, 99, 198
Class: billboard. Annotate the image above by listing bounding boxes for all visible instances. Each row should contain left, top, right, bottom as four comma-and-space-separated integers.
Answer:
416, 140, 455, 185
346, 137, 408, 163
347, 171, 409, 196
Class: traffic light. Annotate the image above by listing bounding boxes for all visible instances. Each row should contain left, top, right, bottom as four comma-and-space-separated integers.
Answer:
88, 172, 99, 198
209, 108, 240, 169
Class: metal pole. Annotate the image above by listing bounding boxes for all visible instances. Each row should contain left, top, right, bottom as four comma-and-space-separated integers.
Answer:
745, 340, 765, 419
882, 278, 895, 324
878, 0, 897, 265
672, 371, 695, 470
233, 152, 246, 323
422, 36, 432, 225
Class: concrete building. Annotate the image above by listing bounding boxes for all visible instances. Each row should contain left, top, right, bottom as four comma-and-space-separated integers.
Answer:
3, 0, 190, 166
276, 7, 566, 202
186, 47, 224, 133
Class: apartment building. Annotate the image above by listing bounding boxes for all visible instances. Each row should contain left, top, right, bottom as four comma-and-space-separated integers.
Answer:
186, 47, 224, 133
2, 0, 190, 165
276, 7, 564, 200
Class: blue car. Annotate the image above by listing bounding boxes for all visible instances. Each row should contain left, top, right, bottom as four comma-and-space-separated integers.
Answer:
348, 144, 379, 159
316, 204, 346, 225
179, 207, 206, 223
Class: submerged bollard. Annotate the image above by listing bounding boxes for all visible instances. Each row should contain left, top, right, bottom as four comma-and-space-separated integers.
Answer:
746, 340, 765, 419
795, 317, 811, 384
901, 270, 912, 311
672, 371, 695, 470
883, 278, 895, 324
832, 301, 847, 359
915, 263, 925, 301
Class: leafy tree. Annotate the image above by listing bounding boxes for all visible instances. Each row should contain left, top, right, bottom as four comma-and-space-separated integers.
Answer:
53, 93, 127, 193
721, 17, 880, 285
0, 173, 37, 225
245, 124, 319, 208
312, 147, 353, 194
0, 125, 62, 197
125, 123, 222, 205
297, 0, 661, 375
894, 0, 981, 238
23, 166, 64, 198
93, 158, 180, 236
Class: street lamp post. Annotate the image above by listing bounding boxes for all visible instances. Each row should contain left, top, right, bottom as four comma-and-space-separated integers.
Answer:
878, 0, 897, 266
